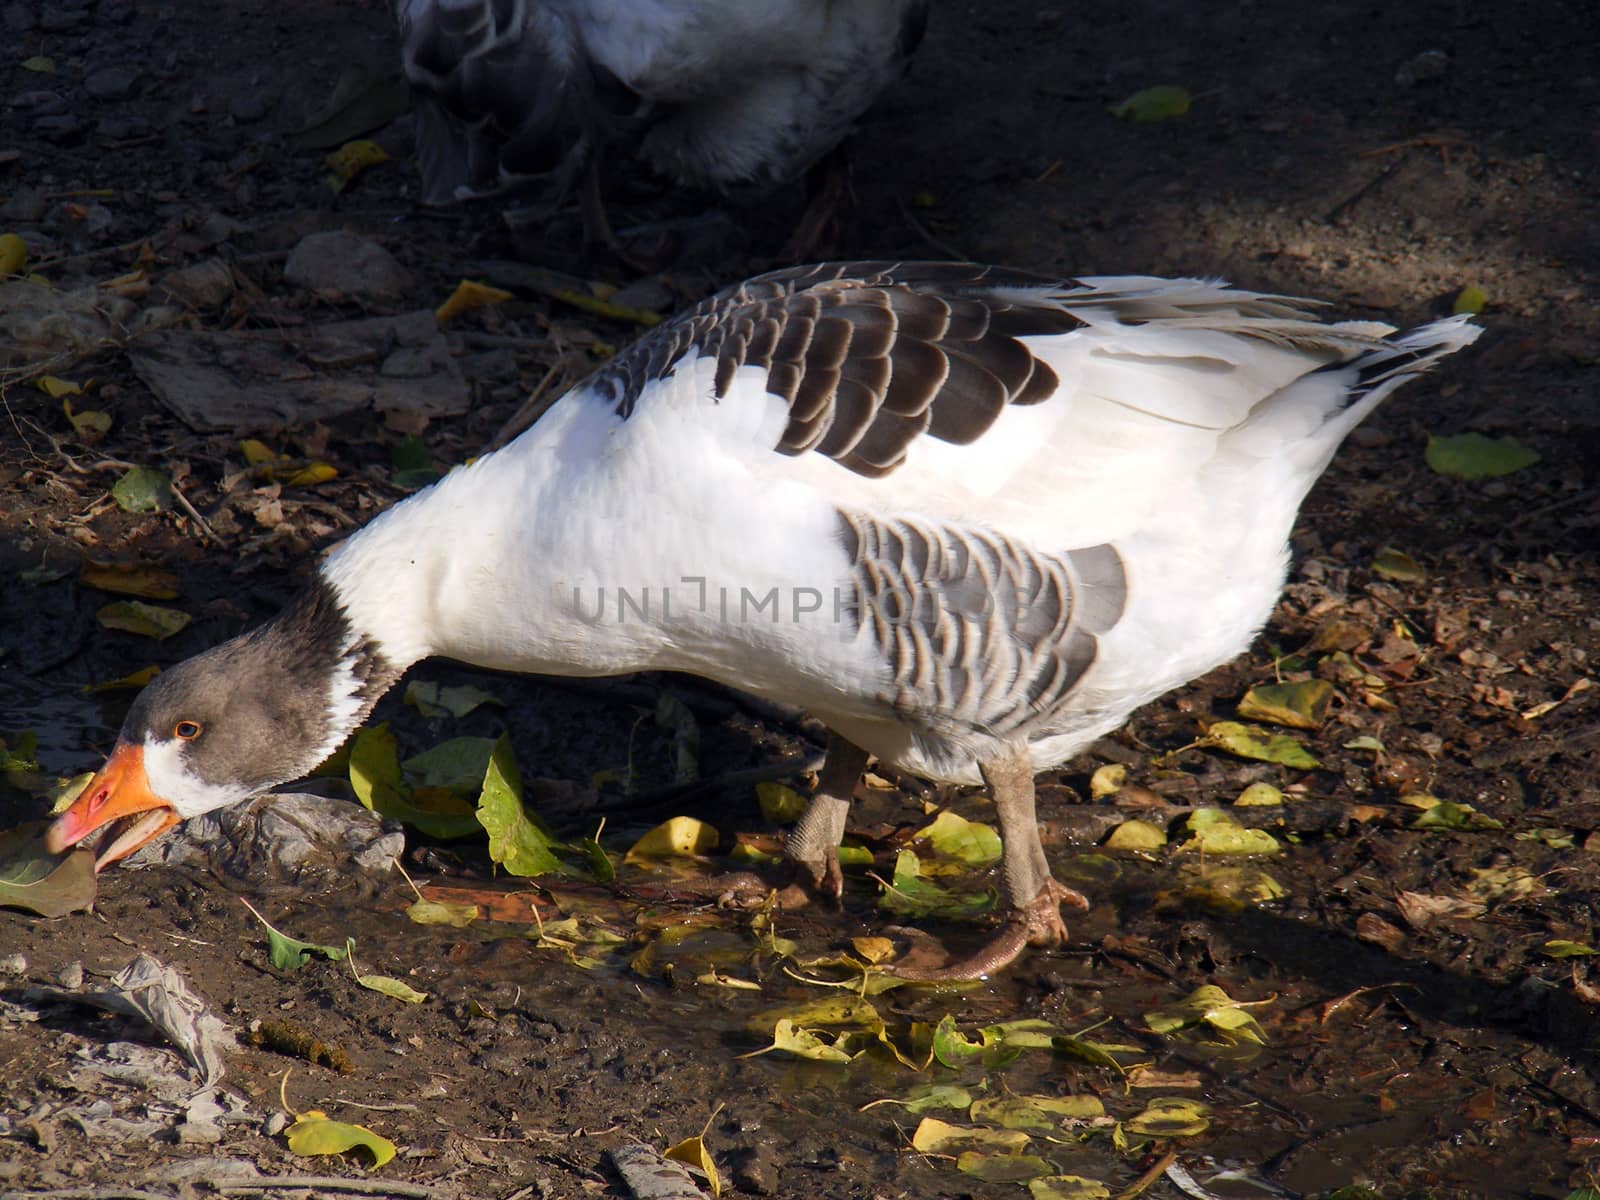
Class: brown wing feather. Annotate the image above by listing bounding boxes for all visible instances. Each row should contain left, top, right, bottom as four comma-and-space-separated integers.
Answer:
597, 261, 1084, 479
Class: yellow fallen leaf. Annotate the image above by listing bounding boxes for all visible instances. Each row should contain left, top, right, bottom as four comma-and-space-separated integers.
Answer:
62, 398, 112, 442
1235, 679, 1333, 730
664, 1135, 721, 1198
1110, 85, 1192, 122
1089, 763, 1126, 798
37, 375, 82, 398
435, 279, 515, 325
240, 438, 280, 466
624, 816, 719, 864
84, 665, 162, 694
1105, 819, 1166, 850
0, 232, 25, 276
79, 561, 180, 600
910, 1117, 1031, 1156
1453, 285, 1487, 314
283, 461, 337, 487
325, 139, 390, 193
283, 1111, 397, 1169
96, 601, 192, 640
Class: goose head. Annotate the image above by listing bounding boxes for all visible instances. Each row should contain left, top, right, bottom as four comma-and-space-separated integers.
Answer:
47, 582, 398, 870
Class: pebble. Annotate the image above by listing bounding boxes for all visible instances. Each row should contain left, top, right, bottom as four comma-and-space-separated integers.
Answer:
283, 230, 411, 303
228, 90, 272, 123
1, 3, 34, 31
37, 2, 87, 31
1396, 49, 1449, 87
0, 952, 25, 975
84, 66, 140, 102
57, 961, 84, 989
157, 258, 235, 311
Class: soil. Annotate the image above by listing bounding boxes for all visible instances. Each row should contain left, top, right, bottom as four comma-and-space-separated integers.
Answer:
3, 2, 1599, 1199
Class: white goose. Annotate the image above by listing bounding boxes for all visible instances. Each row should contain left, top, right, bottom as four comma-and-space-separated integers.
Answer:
49, 262, 1479, 977
397, 0, 926, 220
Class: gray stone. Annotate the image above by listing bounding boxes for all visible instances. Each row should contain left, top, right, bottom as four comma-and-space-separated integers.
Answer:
156, 258, 235, 311
283, 230, 410, 303
228, 90, 272, 123
84, 66, 139, 101
37, 2, 86, 31
1, 3, 35, 32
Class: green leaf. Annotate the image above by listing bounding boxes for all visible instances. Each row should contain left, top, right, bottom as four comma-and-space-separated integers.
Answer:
1123, 1096, 1211, 1137
403, 680, 500, 719
1202, 721, 1319, 768
1453, 285, 1487, 314
96, 600, 191, 640
878, 850, 995, 919
1030, 1176, 1113, 1200
1145, 984, 1268, 1045
1543, 940, 1598, 959
283, 1112, 397, 1168
1371, 547, 1428, 584
958, 1153, 1054, 1183
402, 736, 495, 793
911, 1117, 1031, 1156
1110, 84, 1192, 121
0, 731, 39, 772
1425, 433, 1541, 480
289, 65, 412, 151
1236, 679, 1333, 730
110, 466, 172, 513
1411, 799, 1503, 832
931, 1013, 987, 1068
351, 726, 482, 839
405, 898, 478, 928
861, 1083, 973, 1114
20, 55, 57, 73
238, 898, 347, 970
0, 828, 96, 917
476, 734, 562, 876
970, 1095, 1105, 1131
755, 780, 808, 823
742, 1018, 858, 1064
1104, 819, 1166, 850
1234, 782, 1284, 807
915, 810, 1002, 866
1177, 808, 1281, 855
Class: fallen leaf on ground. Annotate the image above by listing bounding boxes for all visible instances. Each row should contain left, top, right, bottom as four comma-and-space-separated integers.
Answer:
477, 734, 562, 876
435, 278, 515, 325
284, 1111, 397, 1169
1201, 721, 1319, 768
325, 139, 390, 192
79, 561, 179, 599
1425, 432, 1541, 480
1236, 679, 1333, 729
0, 827, 96, 917
239, 897, 348, 970
96, 600, 191, 640
1110, 84, 1192, 121
110, 466, 172, 512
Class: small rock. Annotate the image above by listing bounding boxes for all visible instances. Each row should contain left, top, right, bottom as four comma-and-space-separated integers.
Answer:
2, 3, 35, 32
37, 2, 86, 31
283, 230, 410, 303
0, 952, 25, 975
34, 114, 86, 142
260, 1111, 288, 1137
157, 259, 235, 311
0, 190, 47, 222
1396, 49, 1449, 87
95, 116, 151, 140
12, 90, 66, 114
83, 66, 139, 102
228, 90, 272, 123
57, 961, 84, 989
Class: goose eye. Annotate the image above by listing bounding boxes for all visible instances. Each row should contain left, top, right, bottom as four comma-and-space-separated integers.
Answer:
173, 720, 203, 740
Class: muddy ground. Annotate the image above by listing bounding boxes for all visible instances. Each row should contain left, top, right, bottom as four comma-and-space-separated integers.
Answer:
2, 1, 1599, 1198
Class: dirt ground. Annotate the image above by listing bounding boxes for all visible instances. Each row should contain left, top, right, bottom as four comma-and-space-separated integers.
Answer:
3, 1, 1599, 1198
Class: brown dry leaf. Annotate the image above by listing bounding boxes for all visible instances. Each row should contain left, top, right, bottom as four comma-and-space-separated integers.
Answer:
1394, 890, 1485, 930
79, 561, 180, 599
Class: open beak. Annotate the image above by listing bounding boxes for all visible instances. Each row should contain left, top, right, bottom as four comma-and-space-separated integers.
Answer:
45, 742, 180, 872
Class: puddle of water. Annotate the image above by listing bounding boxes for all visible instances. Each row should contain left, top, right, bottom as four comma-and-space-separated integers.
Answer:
0, 670, 114, 773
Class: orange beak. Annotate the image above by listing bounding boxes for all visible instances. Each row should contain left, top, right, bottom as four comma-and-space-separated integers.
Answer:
45, 742, 180, 872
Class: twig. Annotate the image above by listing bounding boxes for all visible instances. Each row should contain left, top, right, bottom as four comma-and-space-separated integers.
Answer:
218, 1177, 454, 1199
0, 1192, 176, 1200
169, 478, 220, 545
